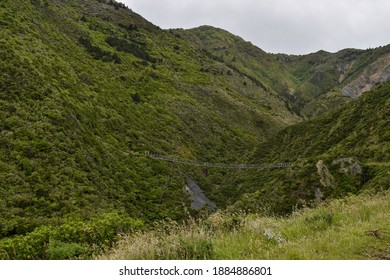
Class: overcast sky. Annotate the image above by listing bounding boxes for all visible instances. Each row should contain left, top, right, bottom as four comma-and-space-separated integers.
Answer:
120, 0, 390, 54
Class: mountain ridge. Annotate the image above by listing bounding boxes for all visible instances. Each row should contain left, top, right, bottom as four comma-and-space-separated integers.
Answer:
175, 25, 390, 117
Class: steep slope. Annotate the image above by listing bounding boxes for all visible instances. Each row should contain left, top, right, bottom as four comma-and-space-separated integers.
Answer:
228, 81, 390, 214
173, 26, 298, 111
278, 46, 390, 116
177, 26, 390, 118
0, 0, 299, 243
253, 82, 390, 163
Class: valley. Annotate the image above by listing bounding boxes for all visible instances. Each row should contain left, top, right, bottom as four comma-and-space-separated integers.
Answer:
0, 0, 389, 260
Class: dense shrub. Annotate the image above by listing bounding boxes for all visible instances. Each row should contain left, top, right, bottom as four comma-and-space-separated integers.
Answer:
105, 36, 156, 63
0, 213, 144, 260
79, 37, 122, 64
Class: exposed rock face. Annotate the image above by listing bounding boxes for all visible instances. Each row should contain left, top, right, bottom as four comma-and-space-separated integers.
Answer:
316, 160, 336, 188
315, 158, 363, 200
342, 54, 390, 98
314, 188, 324, 201
183, 176, 216, 211
332, 158, 363, 176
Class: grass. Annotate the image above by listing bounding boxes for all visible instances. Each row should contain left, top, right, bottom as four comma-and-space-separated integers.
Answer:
96, 190, 390, 260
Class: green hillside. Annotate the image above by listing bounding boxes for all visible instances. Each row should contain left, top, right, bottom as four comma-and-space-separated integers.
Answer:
177, 26, 390, 118
0, 0, 301, 258
173, 26, 297, 102
0, 0, 297, 231
228, 81, 390, 215
0, 0, 389, 260
278, 46, 390, 116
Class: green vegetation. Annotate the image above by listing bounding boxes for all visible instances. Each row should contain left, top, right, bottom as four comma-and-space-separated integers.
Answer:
226, 82, 390, 214
253, 82, 390, 163
0, 0, 297, 257
97, 191, 390, 260
0, 213, 143, 259
176, 26, 390, 118
0, 0, 389, 259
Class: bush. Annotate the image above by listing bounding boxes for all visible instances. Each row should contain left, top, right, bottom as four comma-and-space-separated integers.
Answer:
79, 37, 121, 64
0, 213, 144, 259
47, 240, 88, 260
105, 36, 155, 63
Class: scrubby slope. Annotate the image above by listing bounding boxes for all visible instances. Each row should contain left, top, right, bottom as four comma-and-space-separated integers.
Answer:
228, 81, 390, 214
278, 46, 390, 116
177, 26, 390, 118
0, 0, 298, 248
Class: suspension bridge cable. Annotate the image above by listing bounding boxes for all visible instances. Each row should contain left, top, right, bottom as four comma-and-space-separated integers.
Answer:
143, 151, 292, 169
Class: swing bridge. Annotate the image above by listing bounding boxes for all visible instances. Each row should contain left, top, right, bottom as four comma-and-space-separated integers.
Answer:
143, 151, 292, 170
